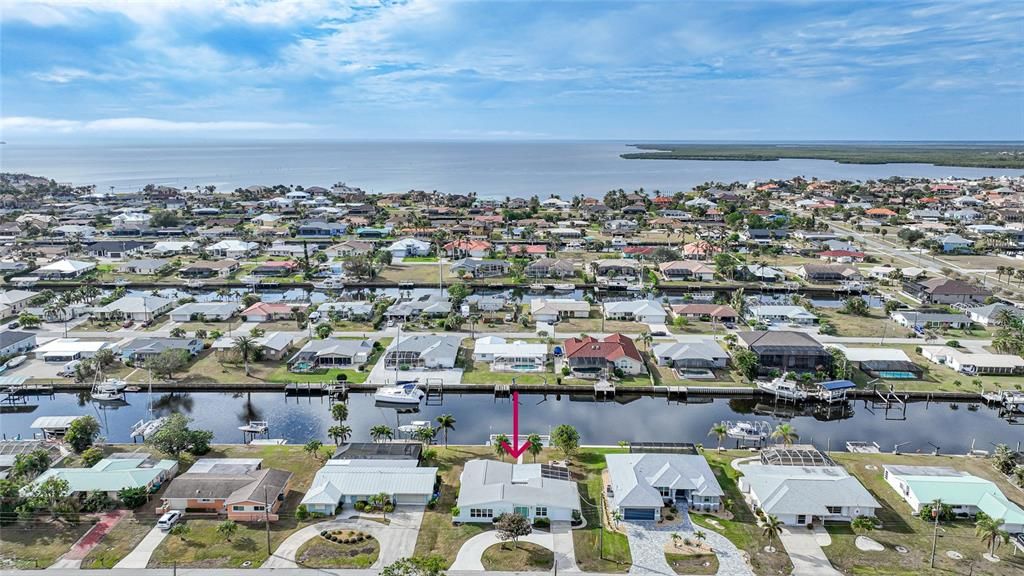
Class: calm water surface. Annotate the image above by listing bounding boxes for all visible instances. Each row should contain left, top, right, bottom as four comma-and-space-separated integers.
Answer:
2, 141, 1017, 199
2, 391, 1020, 455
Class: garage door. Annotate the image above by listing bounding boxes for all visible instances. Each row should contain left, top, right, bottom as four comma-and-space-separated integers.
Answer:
623, 508, 656, 521
394, 494, 425, 505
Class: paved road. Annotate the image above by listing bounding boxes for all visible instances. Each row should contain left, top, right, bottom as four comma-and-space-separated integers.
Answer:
113, 526, 167, 569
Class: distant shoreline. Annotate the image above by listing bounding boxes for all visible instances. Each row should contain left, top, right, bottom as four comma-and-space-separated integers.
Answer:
621, 143, 1024, 169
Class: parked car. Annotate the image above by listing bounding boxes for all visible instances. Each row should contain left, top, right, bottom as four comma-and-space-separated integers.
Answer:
6, 321, 19, 329
157, 510, 183, 531
140, 320, 153, 328
504, 313, 514, 322
121, 319, 134, 328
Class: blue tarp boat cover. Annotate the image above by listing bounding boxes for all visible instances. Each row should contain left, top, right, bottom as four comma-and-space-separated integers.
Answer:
818, 379, 856, 391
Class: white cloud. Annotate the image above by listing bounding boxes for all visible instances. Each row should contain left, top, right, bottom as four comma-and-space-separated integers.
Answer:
1, 116, 313, 134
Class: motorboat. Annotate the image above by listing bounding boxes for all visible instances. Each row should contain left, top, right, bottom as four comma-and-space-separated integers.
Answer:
552, 283, 575, 291
726, 421, 768, 441
373, 383, 425, 405
398, 420, 432, 434
313, 277, 346, 290
756, 376, 809, 401
1002, 391, 1024, 407
185, 279, 205, 288
3, 355, 26, 370
529, 283, 548, 291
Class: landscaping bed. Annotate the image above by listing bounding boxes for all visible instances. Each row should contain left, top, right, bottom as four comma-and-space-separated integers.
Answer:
295, 530, 379, 568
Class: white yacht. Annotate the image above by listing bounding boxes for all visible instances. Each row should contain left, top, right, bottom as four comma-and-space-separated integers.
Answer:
373, 383, 425, 405
756, 375, 809, 401
726, 421, 768, 441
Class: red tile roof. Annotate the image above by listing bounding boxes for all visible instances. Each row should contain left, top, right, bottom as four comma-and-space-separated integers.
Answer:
563, 334, 642, 363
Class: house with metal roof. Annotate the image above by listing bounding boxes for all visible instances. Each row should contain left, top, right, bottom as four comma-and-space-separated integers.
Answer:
455, 460, 580, 524
606, 453, 723, 520
94, 294, 175, 322
301, 460, 438, 515
883, 465, 1024, 533
30, 456, 177, 499
34, 259, 96, 279
737, 447, 879, 526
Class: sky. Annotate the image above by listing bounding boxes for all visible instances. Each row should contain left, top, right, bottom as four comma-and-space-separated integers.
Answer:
1, 0, 1023, 142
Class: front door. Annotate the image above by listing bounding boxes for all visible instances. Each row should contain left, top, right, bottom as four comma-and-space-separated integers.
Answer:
514, 506, 529, 518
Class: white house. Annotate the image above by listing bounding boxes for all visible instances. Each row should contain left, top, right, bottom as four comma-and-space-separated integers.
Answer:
919, 346, 1024, 375
454, 460, 580, 524
150, 241, 198, 256
747, 305, 818, 325
530, 299, 590, 323
35, 259, 96, 279
882, 465, 1024, 533
603, 301, 668, 324
168, 302, 239, 322
208, 240, 260, 259
94, 295, 175, 322
0, 290, 38, 316
382, 334, 462, 369
34, 339, 112, 362
0, 331, 37, 357
387, 238, 432, 258
606, 453, 724, 520
471, 336, 548, 372
301, 460, 438, 515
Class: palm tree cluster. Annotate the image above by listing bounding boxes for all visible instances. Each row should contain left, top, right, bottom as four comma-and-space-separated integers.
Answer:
41, 285, 101, 336
992, 310, 1024, 356
327, 401, 352, 446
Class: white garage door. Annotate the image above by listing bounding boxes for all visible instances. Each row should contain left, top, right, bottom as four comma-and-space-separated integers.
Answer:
395, 493, 426, 505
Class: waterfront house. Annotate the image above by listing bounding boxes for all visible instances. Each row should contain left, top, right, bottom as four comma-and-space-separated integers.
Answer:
267, 241, 317, 258
382, 334, 462, 369
0, 331, 37, 357
652, 339, 729, 369
669, 303, 738, 323
591, 259, 641, 280
309, 301, 374, 322
118, 258, 170, 276
289, 338, 374, 369
455, 460, 580, 524
85, 240, 147, 260
150, 240, 198, 256
208, 240, 260, 259
296, 221, 347, 237
301, 460, 437, 515
94, 295, 175, 322
890, 309, 971, 330
736, 264, 784, 282
168, 302, 239, 322
450, 258, 510, 278
530, 298, 590, 323
385, 293, 452, 320
826, 345, 923, 379
158, 458, 292, 522
882, 466, 1024, 533
241, 302, 308, 322
34, 338, 112, 362
603, 300, 668, 324
903, 277, 991, 305
796, 264, 862, 283
120, 337, 204, 365
31, 455, 177, 500
330, 442, 423, 462
659, 261, 715, 282
387, 237, 431, 259
747, 305, 819, 326
737, 446, 879, 526
919, 345, 1024, 375
34, 259, 96, 279
525, 258, 575, 279
965, 303, 1024, 326
178, 259, 239, 279
444, 239, 492, 258
563, 334, 645, 377
252, 260, 299, 277
736, 331, 830, 374
471, 336, 548, 372
606, 453, 723, 520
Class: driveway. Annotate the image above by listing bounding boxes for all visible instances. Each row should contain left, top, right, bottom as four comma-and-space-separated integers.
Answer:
113, 526, 167, 569
265, 506, 423, 569
450, 521, 578, 572
778, 527, 841, 576
622, 513, 753, 576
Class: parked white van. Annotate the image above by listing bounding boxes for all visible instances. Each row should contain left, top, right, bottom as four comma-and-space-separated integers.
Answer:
157, 510, 182, 531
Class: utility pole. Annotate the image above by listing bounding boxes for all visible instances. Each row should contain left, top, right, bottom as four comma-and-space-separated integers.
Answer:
264, 486, 271, 556
930, 499, 941, 568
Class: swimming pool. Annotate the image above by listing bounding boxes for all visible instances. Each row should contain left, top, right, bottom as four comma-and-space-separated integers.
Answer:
877, 371, 918, 379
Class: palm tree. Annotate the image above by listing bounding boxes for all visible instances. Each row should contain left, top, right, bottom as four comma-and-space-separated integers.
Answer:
468, 314, 481, 339
328, 425, 352, 446
413, 425, 437, 447
762, 514, 783, 552
639, 331, 653, 352
493, 433, 510, 461
670, 532, 681, 549
694, 530, 706, 547
771, 423, 799, 446
708, 423, 728, 451
216, 520, 238, 542
526, 433, 543, 462
233, 335, 257, 376
370, 425, 393, 443
436, 414, 456, 447
330, 402, 349, 423
976, 515, 1009, 558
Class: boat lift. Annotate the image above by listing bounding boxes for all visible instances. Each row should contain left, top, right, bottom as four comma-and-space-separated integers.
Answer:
863, 380, 907, 420
239, 420, 270, 443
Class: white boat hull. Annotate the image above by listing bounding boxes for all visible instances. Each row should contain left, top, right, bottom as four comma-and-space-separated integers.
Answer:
373, 385, 425, 405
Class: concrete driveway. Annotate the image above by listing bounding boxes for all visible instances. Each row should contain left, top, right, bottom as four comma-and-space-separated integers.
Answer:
450, 521, 577, 572
113, 526, 167, 569
264, 506, 424, 569
778, 527, 842, 576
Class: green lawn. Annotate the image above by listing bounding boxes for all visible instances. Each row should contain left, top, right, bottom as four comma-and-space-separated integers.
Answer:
481, 542, 553, 571
827, 452, 1024, 576
82, 512, 153, 569
267, 366, 369, 384
846, 344, 1024, 393
570, 448, 632, 573
400, 256, 439, 263
818, 309, 899, 337
0, 521, 92, 569
412, 447, 492, 567
459, 358, 557, 386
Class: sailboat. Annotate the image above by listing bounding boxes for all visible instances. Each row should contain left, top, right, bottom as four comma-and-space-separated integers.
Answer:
129, 370, 166, 439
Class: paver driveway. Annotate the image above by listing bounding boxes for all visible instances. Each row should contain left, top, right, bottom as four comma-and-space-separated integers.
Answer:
622, 511, 753, 576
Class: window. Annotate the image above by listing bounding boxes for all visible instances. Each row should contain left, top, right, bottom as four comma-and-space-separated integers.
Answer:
470, 508, 493, 518
232, 505, 244, 512
535, 507, 548, 517
253, 505, 266, 512
826, 506, 842, 514
658, 487, 671, 497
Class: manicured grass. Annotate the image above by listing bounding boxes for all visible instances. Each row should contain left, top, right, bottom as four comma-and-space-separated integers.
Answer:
698, 450, 794, 576
665, 551, 718, 575
82, 512, 153, 569
570, 448, 632, 573
827, 452, 1024, 576
400, 256, 439, 263
0, 521, 92, 569
295, 531, 379, 568
460, 359, 556, 386
267, 366, 369, 384
378, 264, 457, 285
847, 344, 1024, 393
553, 317, 648, 335
481, 542, 553, 571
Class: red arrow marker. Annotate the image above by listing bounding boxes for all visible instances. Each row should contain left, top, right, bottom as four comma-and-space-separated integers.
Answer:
500, 391, 532, 459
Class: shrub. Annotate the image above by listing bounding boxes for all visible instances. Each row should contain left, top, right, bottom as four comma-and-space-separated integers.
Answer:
80, 447, 105, 467
297, 504, 310, 522
534, 517, 550, 528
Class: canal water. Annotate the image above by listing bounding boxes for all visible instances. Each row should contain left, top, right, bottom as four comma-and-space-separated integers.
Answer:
1, 391, 1021, 454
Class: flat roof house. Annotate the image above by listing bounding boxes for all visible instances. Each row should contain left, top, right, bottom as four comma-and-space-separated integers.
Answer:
34, 338, 112, 362
882, 465, 1024, 533
563, 334, 645, 377
472, 336, 548, 372
0, 330, 37, 357
606, 453, 724, 520
737, 331, 830, 374
31, 455, 177, 500
383, 334, 462, 369
301, 460, 438, 515
603, 300, 668, 324
920, 345, 1024, 375
737, 447, 879, 526
455, 460, 581, 524
159, 458, 292, 522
